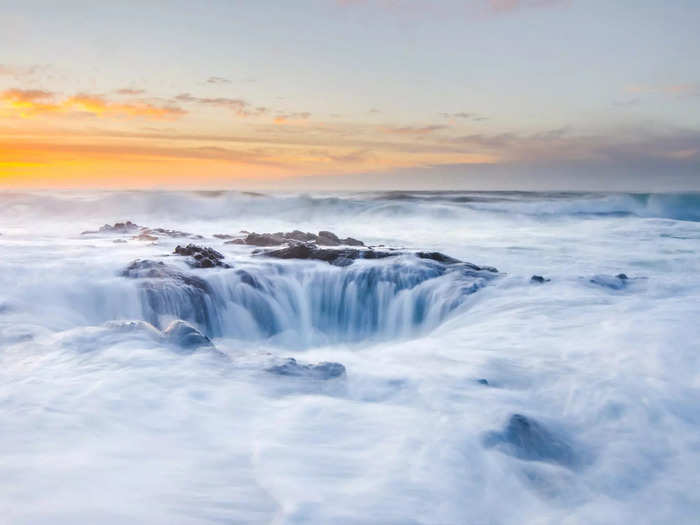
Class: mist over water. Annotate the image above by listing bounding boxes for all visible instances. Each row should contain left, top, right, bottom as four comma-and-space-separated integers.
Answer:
1, 190, 699, 524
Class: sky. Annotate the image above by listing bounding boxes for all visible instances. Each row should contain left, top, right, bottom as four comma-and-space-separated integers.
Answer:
1, 0, 699, 190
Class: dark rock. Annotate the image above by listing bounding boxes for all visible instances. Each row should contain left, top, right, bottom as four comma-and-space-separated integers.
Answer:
286, 230, 317, 242
121, 259, 211, 291
225, 238, 246, 245
163, 320, 213, 351
143, 227, 200, 239
244, 232, 287, 246
82, 220, 140, 234
258, 244, 396, 266
530, 275, 550, 284
259, 244, 496, 272
590, 274, 629, 290
477, 378, 489, 385
317, 230, 341, 246
112, 239, 128, 244
416, 252, 462, 265
234, 230, 365, 247
121, 260, 218, 334
266, 358, 346, 380
82, 221, 201, 239
173, 244, 230, 268
484, 414, 576, 468
213, 234, 235, 239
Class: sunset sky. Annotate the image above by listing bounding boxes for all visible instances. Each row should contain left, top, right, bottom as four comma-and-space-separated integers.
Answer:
2, 0, 699, 189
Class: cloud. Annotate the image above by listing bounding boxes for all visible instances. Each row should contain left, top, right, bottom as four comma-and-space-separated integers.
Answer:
274, 112, 312, 124
116, 88, 146, 95
175, 92, 267, 117
383, 125, 447, 135
0, 89, 186, 119
439, 112, 488, 121
626, 83, 700, 98
487, 0, 566, 12
206, 76, 231, 84
0, 64, 46, 80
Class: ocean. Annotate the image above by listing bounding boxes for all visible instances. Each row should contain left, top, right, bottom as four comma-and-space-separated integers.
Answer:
1, 190, 699, 524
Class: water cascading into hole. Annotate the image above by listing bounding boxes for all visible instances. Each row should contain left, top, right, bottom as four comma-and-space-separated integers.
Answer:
125, 256, 496, 346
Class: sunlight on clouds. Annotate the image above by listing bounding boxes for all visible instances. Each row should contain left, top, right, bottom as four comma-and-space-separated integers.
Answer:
0, 89, 186, 120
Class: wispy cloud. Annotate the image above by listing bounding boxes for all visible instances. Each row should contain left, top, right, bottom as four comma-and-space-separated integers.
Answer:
0, 64, 47, 81
0, 89, 186, 119
626, 83, 700, 98
383, 125, 447, 135
116, 88, 146, 95
206, 76, 231, 84
174, 93, 267, 116
439, 112, 488, 121
274, 112, 312, 124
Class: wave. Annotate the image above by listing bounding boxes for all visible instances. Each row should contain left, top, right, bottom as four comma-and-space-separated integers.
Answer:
0, 190, 698, 227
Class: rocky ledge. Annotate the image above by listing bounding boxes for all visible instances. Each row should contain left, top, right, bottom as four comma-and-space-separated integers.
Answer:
82, 220, 202, 240
225, 230, 364, 247
256, 243, 498, 271
173, 244, 230, 268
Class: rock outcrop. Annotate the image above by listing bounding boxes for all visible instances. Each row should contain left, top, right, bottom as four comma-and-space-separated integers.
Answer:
225, 230, 365, 247
173, 244, 230, 268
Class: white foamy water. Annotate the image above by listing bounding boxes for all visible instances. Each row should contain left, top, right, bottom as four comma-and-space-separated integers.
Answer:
1, 190, 699, 524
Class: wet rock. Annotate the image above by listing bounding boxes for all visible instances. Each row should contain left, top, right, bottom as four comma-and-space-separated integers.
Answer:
590, 274, 629, 290
484, 414, 576, 468
82, 220, 141, 235
121, 259, 211, 291
82, 221, 201, 239
121, 260, 218, 333
258, 244, 396, 266
173, 244, 230, 268
416, 252, 462, 265
343, 237, 364, 246
266, 358, 346, 379
286, 230, 317, 242
317, 230, 340, 246
112, 239, 128, 244
530, 275, 550, 284
244, 232, 288, 246
213, 234, 235, 240
163, 320, 213, 351
476, 378, 489, 385
232, 230, 366, 247
142, 227, 201, 239
259, 244, 496, 273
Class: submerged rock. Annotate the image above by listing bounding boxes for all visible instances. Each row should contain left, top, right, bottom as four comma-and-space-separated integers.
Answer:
484, 414, 576, 468
266, 358, 346, 379
163, 320, 213, 351
173, 244, 230, 268
590, 273, 629, 290
530, 275, 551, 284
